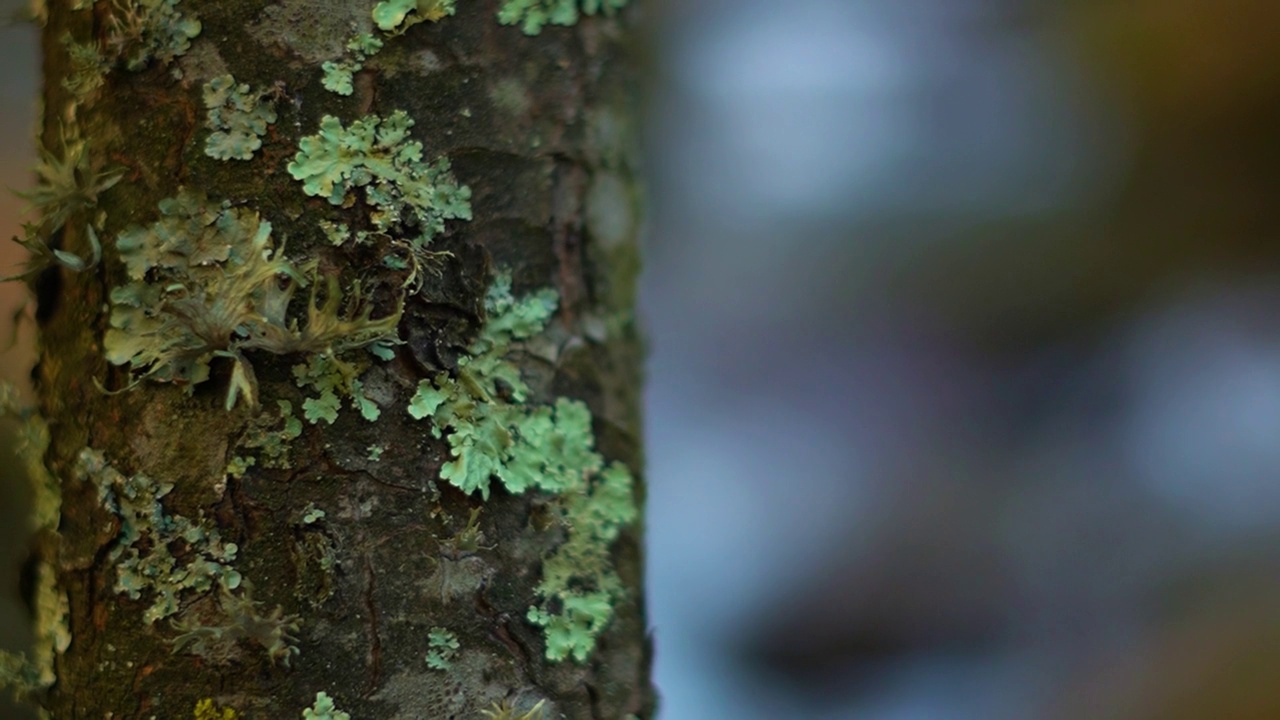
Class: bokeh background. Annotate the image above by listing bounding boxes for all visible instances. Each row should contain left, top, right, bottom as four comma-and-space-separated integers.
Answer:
8, 1, 1280, 718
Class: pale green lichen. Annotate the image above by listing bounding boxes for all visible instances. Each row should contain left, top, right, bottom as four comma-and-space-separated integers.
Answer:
408, 274, 638, 662
105, 191, 400, 409
372, 0, 456, 34
104, 0, 202, 71
292, 353, 382, 425
424, 626, 459, 670
202, 74, 278, 161
497, 0, 627, 35
321, 33, 384, 96
287, 110, 471, 253
303, 692, 350, 720
75, 448, 242, 624
234, 400, 304, 468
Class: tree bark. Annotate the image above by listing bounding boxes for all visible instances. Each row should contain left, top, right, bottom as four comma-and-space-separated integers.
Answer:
15, 0, 650, 717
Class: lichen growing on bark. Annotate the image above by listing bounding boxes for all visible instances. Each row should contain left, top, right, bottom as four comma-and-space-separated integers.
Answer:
408, 274, 639, 662
497, 0, 629, 35
202, 74, 278, 161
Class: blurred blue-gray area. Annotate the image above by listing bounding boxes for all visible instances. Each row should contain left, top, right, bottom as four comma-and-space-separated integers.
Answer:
8, 1, 1280, 718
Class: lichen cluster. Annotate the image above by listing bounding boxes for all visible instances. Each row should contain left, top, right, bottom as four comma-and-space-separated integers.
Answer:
497, 0, 629, 35
372, 0, 457, 34
75, 448, 242, 623
321, 33, 383, 96
105, 190, 400, 409
287, 110, 472, 253
303, 692, 350, 720
425, 627, 460, 670
409, 275, 638, 661
202, 74, 278, 161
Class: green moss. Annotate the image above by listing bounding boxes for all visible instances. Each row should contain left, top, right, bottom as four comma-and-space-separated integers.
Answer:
60, 32, 109, 99
407, 274, 638, 662
496, 0, 628, 35
287, 110, 471, 253
424, 627, 459, 670
303, 692, 350, 720
105, 191, 400, 409
202, 74, 278, 161
194, 698, 240, 720
481, 700, 548, 720
75, 448, 242, 624
372, 0, 456, 34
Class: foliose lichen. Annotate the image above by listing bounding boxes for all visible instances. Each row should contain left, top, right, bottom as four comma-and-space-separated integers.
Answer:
202, 74, 278, 161
372, 0, 456, 34
292, 353, 381, 425
496, 0, 628, 35
104, 190, 400, 408
321, 33, 383, 96
424, 626, 459, 670
407, 274, 638, 662
303, 692, 350, 720
102, 0, 202, 71
75, 448, 242, 624
286, 110, 471, 254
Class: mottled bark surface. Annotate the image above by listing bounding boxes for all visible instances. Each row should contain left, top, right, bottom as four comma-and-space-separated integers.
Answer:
31, 1, 650, 717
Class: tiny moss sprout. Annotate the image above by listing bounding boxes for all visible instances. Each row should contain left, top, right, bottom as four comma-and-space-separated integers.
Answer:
193, 698, 240, 720
481, 699, 548, 720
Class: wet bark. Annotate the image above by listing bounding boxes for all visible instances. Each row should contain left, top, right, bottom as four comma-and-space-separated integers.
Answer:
30, 1, 650, 717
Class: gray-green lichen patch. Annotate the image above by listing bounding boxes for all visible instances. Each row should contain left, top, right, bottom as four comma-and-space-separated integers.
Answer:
102, 0, 202, 71
105, 190, 400, 409
497, 0, 629, 35
321, 33, 383, 96
74, 448, 242, 624
303, 692, 350, 720
407, 274, 638, 662
424, 627, 459, 670
248, 0, 369, 66
202, 74, 278, 161
292, 353, 382, 425
372, 0, 456, 34
287, 110, 472, 253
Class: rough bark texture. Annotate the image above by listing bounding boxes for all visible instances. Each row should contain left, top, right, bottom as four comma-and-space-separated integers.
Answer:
25, 1, 649, 717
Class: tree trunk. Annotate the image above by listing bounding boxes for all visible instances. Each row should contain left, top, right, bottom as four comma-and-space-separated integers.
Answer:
10, 0, 650, 717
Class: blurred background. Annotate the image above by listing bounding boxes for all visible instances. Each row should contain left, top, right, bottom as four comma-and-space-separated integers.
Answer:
8, 0, 1280, 718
